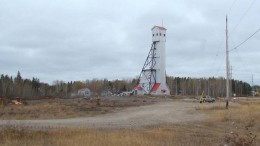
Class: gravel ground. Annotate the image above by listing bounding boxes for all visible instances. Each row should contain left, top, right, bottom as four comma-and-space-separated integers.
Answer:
0, 100, 209, 129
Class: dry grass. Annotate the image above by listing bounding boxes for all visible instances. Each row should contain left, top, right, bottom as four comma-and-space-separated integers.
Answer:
0, 124, 225, 146
195, 105, 227, 111
208, 99, 260, 123
205, 99, 260, 146
0, 97, 159, 120
0, 99, 110, 120
1, 99, 260, 146
232, 98, 260, 105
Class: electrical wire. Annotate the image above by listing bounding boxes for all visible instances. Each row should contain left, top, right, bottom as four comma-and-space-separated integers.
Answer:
230, 27, 260, 52
226, 0, 259, 84
227, 0, 238, 15
210, 0, 258, 80
215, 59, 225, 76
213, 0, 239, 77
229, 0, 256, 36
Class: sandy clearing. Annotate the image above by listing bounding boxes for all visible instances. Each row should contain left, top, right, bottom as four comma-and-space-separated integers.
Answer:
0, 100, 226, 129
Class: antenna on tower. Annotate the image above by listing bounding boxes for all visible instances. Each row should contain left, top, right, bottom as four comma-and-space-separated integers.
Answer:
161, 19, 164, 26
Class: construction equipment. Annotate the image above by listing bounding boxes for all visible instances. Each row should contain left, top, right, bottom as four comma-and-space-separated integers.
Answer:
199, 91, 215, 103
9, 97, 23, 105
0, 96, 5, 107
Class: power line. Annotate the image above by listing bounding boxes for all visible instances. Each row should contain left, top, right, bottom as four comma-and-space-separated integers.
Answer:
229, 0, 256, 36
215, 57, 225, 76
213, 0, 257, 78
230, 27, 260, 52
227, 0, 238, 15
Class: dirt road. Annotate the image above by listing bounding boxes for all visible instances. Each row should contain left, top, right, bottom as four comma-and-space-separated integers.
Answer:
0, 101, 207, 129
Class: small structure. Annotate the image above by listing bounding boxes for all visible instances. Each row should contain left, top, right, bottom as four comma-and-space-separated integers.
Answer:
100, 90, 113, 97
78, 88, 92, 97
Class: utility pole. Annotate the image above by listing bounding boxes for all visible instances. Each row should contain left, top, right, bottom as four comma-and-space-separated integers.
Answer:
225, 15, 230, 109
230, 66, 233, 97
208, 79, 210, 96
252, 74, 254, 97
175, 79, 178, 96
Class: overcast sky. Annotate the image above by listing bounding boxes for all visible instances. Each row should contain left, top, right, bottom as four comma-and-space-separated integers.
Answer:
0, 0, 259, 85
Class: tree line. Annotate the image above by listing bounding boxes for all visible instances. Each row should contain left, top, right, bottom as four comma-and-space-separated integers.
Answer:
0, 72, 252, 99
166, 76, 252, 97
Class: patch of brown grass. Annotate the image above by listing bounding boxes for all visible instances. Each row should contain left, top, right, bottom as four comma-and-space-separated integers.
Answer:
233, 98, 260, 106
208, 103, 260, 123
0, 124, 224, 146
195, 105, 227, 111
205, 101, 260, 146
0, 97, 162, 120
0, 99, 116, 120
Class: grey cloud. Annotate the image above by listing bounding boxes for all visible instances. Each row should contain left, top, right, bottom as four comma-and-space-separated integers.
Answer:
0, 0, 259, 85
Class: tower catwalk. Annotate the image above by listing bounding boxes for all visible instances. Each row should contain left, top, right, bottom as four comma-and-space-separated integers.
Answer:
135, 26, 170, 95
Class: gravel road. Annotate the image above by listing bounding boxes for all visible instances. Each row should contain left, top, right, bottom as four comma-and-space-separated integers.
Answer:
0, 101, 207, 129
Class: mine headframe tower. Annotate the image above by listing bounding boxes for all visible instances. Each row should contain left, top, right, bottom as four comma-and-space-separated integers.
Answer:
137, 41, 159, 94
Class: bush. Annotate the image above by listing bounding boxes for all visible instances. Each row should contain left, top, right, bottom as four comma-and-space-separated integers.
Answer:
224, 121, 256, 146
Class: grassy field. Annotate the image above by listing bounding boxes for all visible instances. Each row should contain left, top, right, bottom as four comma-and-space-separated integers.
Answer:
0, 96, 162, 120
1, 98, 260, 146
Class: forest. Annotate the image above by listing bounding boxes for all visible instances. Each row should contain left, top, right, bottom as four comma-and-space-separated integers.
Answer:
0, 71, 253, 99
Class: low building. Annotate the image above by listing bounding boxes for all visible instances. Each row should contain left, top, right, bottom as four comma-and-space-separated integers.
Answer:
78, 88, 92, 97
100, 90, 113, 97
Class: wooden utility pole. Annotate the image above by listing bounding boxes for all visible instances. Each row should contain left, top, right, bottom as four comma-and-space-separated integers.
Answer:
175, 79, 178, 96
252, 74, 254, 97
226, 15, 230, 109
231, 66, 233, 97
